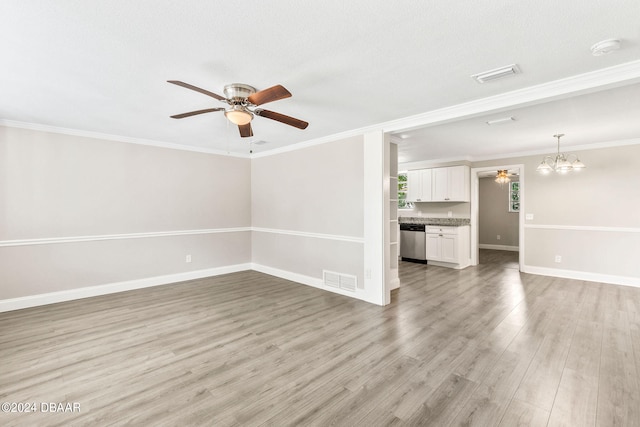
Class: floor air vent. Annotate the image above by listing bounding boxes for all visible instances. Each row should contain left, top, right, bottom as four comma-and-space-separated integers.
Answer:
323, 270, 357, 292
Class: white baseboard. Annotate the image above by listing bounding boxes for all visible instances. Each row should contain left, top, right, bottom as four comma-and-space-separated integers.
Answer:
251, 263, 323, 288
425, 256, 472, 270
0, 262, 370, 313
522, 265, 640, 288
6, 261, 638, 314
479, 244, 519, 251
250, 263, 365, 300
0, 264, 251, 313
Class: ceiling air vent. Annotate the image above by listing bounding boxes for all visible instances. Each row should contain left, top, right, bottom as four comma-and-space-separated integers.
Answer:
471, 64, 520, 83
486, 116, 515, 125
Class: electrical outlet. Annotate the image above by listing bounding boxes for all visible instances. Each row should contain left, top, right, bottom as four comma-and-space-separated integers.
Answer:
555, 255, 562, 263
526, 213, 534, 220
365, 269, 371, 279
186, 254, 192, 263
447, 211, 453, 218
497, 235, 501, 240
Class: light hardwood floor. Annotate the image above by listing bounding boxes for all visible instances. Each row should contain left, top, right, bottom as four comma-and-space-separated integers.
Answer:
1, 250, 639, 426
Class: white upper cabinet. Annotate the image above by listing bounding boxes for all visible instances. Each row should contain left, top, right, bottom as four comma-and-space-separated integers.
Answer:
420, 170, 433, 201
406, 170, 421, 202
406, 169, 432, 202
432, 165, 470, 202
432, 168, 449, 201
407, 165, 469, 202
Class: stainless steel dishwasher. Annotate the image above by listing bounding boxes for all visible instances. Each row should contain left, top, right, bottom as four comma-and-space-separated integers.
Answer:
400, 223, 427, 263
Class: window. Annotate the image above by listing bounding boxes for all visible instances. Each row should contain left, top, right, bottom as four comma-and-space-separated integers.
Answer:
398, 173, 412, 209
509, 181, 520, 212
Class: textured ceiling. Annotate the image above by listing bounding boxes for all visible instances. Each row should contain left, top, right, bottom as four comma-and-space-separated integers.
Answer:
1, 0, 640, 158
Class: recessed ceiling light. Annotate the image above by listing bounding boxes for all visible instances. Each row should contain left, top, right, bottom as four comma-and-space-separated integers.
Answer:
399, 134, 411, 139
591, 39, 621, 56
471, 64, 521, 83
486, 116, 515, 125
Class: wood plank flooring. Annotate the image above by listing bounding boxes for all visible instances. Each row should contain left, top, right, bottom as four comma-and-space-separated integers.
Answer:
1, 249, 639, 426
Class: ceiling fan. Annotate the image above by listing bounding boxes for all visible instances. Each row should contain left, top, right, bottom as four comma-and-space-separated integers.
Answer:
167, 80, 309, 138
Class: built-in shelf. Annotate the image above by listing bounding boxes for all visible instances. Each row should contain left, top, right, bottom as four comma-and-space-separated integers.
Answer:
386, 140, 400, 297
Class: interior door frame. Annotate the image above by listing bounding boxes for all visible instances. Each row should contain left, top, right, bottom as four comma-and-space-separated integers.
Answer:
470, 164, 524, 271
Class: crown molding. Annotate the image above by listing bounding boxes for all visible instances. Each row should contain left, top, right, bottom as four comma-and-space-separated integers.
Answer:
381, 60, 640, 134
254, 60, 640, 158
467, 137, 640, 163
0, 119, 250, 158
399, 137, 640, 169
250, 126, 374, 158
4, 61, 640, 159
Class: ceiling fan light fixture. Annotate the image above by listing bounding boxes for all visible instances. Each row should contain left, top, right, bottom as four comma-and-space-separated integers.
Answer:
167, 81, 307, 137
495, 170, 511, 184
225, 106, 253, 125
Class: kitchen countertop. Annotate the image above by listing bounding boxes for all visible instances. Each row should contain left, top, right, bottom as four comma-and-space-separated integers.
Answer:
399, 217, 470, 226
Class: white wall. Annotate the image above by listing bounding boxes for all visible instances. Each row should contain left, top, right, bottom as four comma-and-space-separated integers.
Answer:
1, 126, 388, 310
251, 136, 367, 299
11, 122, 636, 310
0, 126, 252, 304
473, 143, 640, 285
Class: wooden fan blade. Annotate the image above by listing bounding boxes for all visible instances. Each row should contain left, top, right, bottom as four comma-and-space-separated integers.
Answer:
167, 80, 226, 101
170, 108, 225, 119
255, 109, 308, 130
238, 123, 253, 138
247, 85, 292, 106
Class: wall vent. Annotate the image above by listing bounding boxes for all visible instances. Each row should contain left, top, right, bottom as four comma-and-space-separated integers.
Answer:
323, 270, 357, 292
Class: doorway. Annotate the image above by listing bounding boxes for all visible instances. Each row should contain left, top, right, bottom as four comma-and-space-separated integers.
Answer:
470, 164, 524, 271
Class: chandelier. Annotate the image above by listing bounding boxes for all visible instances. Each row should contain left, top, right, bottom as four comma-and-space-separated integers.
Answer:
536, 134, 586, 174
495, 170, 510, 184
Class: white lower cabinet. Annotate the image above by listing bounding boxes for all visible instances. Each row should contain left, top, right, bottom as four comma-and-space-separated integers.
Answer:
426, 233, 443, 260
425, 225, 470, 269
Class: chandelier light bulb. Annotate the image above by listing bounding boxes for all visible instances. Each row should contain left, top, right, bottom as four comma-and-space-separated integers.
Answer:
495, 170, 511, 184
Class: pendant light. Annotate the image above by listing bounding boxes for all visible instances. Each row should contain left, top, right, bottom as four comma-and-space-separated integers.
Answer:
536, 134, 586, 174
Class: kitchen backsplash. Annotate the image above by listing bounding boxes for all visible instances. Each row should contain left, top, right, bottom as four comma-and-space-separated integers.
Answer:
401, 201, 471, 219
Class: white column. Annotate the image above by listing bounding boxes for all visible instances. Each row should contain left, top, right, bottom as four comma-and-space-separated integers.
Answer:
363, 130, 389, 305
